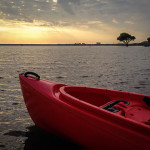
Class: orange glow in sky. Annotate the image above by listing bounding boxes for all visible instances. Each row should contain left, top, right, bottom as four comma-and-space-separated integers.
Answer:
0, 19, 118, 44
0, 0, 150, 44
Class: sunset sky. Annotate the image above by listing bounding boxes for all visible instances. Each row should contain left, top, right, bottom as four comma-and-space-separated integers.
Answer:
0, 0, 150, 44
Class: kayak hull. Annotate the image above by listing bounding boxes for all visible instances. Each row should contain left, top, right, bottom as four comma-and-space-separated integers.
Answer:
19, 73, 150, 150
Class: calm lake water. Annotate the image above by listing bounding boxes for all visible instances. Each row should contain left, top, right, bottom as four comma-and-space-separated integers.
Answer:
0, 46, 150, 149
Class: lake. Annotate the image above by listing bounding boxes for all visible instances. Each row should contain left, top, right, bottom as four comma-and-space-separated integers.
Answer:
0, 46, 150, 149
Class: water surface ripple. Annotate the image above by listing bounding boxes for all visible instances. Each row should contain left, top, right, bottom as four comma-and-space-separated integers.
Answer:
0, 46, 150, 149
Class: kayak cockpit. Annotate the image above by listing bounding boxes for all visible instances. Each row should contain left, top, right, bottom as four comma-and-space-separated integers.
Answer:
59, 86, 110, 107
58, 86, 150, 125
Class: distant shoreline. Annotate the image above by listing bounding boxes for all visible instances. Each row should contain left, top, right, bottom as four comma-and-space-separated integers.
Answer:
0, 43, 148, 46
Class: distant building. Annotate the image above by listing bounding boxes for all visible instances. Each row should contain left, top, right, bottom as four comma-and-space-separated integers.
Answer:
74, 43, 81, 45
74, 43, 86, 46
96, 42, 101, 45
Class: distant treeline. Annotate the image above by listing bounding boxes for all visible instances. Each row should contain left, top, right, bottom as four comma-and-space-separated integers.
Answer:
0, 43, 148, 46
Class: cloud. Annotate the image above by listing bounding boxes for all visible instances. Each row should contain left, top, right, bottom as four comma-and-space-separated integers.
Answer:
87, 21, 104, 26
0, 0, 150, 23
124, 20, 134, 25
0, 0, 109, 24
57, 0, 81, 15
112, 19, 119, 24
0, 0, 150, 43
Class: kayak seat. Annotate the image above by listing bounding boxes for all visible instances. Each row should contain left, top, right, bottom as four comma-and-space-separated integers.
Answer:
102, 99, 150, 124
125, 106, 150, 124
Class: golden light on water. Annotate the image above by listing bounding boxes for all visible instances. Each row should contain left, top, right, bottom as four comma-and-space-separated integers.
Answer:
53, 0, 58, 3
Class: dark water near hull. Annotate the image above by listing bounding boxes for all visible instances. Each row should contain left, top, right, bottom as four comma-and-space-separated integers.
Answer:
0, 46, 150, 149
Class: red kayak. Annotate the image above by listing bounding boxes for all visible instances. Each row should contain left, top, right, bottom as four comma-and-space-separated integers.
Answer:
19, 72, 150, 150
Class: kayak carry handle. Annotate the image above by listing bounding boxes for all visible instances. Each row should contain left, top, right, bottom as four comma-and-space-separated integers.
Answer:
24, 72, 40, 79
